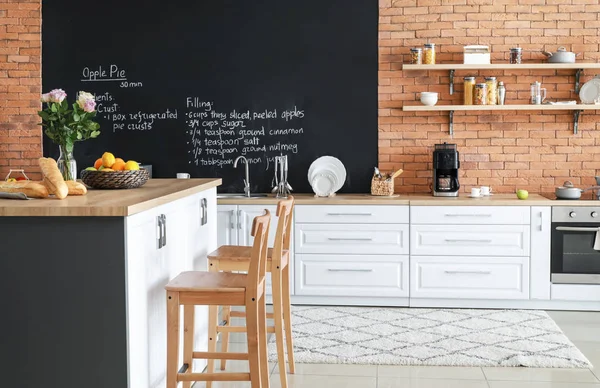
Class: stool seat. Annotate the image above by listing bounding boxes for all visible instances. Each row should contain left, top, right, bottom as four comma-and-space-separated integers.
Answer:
208, 246, 289, 267
166, 271, 248, 292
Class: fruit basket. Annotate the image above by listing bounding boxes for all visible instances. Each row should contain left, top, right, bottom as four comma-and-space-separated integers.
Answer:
80, 168, 150, 189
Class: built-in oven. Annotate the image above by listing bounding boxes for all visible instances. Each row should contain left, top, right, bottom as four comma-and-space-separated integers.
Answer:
551, 207, 600, 284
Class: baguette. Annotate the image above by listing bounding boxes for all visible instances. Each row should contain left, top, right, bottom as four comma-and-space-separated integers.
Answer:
65, 180, 87, 196
0, 180, 49, 199
38, 157, 68, 199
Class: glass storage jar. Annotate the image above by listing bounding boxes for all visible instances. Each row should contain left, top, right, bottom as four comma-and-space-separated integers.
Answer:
410, 48, 422, 64
510, 47, 522, 64
423, 43, 436, 64
474, 83, 488, 105
485, 76, 497, 105
463, 76, 476, 105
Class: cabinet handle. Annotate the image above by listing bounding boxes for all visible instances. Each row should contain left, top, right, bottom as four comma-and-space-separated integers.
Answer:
444, 270, 492, 275
539, 211, 543, 232
229, 210, 235, 229
201, 198, 208, 226
157, 215, 163, 249
161, 214, 167, 247
327, 213, 373, 216
444, 239, 492, 243
237, 209, 242, 230
327, 268, 374, 272
444, 214, 492, 217
327, 237, 373, 241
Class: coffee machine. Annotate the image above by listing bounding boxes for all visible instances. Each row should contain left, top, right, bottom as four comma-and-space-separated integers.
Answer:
433, 143, 460, 197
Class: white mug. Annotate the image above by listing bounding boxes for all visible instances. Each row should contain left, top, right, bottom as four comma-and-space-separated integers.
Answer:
176, 173, 191, 179
471, 187, 481, 197
480, 186, 492, 196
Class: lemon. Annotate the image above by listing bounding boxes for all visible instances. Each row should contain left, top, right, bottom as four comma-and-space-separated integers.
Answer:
124, 160, 140, 171
102, 152, 116, 168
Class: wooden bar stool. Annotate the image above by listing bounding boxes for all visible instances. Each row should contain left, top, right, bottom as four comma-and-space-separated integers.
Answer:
207, 197, 295, 388
165, 210, 272, 388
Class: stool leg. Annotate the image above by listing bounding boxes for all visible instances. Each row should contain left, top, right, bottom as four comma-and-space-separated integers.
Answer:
206, 305, 219, 388
166, 291, 180, 388
183, 305, 194, 388
246, 298, 262, 388
282, 263, 295, 373
258, 293, 271, 388
220, 305, 232, 370
272, 268, 288, 388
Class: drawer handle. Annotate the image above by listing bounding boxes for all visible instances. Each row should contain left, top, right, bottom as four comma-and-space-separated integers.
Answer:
327, 237, 373, 241
444, 239, 492, 243
444, 214, 492, 217
444, 270, 492, 275
328, 268, 374, 272
326, 213, 373, 216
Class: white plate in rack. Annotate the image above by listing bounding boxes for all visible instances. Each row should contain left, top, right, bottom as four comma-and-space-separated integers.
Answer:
308, 156, 346, 192
579, 76, 600, 104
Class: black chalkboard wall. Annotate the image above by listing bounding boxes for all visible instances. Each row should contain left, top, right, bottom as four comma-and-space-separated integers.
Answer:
42, 1, 378, 193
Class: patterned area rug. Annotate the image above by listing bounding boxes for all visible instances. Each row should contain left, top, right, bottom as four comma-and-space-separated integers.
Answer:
268, 306, 592, 368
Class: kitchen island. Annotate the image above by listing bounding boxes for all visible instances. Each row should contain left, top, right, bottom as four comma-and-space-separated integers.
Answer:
0, 178, 220, 388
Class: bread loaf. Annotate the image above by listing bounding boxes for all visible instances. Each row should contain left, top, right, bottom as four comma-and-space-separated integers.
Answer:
65, 180, 87, 196
0, 181, 49, 198
38, 157, 69, 199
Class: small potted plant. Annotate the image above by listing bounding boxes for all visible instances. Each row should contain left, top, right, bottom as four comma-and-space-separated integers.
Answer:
38, 89, 101, 181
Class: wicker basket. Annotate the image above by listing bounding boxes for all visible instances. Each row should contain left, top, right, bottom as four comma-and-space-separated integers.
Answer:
371, 176, 395, 196
80, 168, 150, 189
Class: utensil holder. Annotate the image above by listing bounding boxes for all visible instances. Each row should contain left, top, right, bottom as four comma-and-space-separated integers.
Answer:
371, 176, 395, 196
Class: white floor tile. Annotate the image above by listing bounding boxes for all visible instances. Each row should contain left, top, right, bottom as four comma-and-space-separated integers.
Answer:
271, 374, 377, 388
555, 324, 600, 343
377, 366, 485, 380
377, 377, 489, 388
482, 367, 599, 383
272, 362, 377, 376
546, 311, 600, 325
488, 382, 600, 388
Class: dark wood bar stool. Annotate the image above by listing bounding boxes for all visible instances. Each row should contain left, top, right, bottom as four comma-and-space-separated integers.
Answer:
207, 197, 296, 388
165, 210, 272, 388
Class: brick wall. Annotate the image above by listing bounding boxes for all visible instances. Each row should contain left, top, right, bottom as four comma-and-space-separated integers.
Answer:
379, 0, 600, 194
0, 0, 42, 181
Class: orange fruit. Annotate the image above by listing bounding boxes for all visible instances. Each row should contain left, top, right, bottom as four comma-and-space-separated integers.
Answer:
94, 158, 103, 170
124, 160, 140, 171
112, 160, 126, 171
102, 152, 116, 168
115, 157, 125, 164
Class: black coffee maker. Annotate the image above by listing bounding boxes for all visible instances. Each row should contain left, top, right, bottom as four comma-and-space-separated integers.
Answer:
433, 143, 460, 197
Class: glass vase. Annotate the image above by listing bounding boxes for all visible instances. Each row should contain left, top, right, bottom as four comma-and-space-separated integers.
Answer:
57, 144, 77, 181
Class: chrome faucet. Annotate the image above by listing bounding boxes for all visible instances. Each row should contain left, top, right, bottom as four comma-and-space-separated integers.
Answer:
234, 156, 251, 197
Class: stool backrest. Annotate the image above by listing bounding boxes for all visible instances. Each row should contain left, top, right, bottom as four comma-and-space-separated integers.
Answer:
247, 210, 271, 294
273, 196, 295, 268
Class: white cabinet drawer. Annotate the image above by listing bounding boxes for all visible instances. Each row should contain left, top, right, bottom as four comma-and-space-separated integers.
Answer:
411, 225, 530, 256
296, 224, 409, 255
295, 254, 409, 297
411, 256, 529, 300
411, 206, 530, 225
295, 205, 409, 224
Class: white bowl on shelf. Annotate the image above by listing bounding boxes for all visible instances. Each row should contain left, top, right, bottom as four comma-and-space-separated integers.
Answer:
420, 92, 438, 106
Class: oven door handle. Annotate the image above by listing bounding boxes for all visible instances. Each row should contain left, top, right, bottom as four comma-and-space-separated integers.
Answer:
555, 226, 600, 232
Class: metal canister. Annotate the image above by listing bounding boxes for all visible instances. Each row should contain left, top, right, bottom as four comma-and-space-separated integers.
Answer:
497, 81, 506, 105
510, 47, 522, 64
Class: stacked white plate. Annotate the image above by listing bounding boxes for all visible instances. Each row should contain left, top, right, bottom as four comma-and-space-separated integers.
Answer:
308, 156, 346, 197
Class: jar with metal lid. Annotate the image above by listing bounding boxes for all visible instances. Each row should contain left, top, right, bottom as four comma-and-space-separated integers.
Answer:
510, 47, 522, 64
423, 43, 436, 64
463, 76, 475, 105
410, 48, 422, 64
474, 83, 487, 105
485, 76, 497, 105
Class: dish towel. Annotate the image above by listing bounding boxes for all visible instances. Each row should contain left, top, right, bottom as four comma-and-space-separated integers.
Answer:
594, 227, 600, 251
0, 192, 30, 200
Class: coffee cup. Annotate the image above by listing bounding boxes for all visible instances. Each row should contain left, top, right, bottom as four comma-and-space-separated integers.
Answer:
470, 187, 481, 197
480, 186, 492, 196
176, 173, 191, 179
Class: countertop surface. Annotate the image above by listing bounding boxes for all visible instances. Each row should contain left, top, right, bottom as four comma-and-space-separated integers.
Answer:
217, 193, 552, 206
0, 178, 221, 217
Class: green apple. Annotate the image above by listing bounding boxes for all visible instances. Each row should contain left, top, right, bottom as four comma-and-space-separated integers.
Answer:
516, 189, 529, 200
85, 167, 97, 171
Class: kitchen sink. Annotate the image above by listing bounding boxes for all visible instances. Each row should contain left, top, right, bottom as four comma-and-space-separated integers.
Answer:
216, 193, 269, 199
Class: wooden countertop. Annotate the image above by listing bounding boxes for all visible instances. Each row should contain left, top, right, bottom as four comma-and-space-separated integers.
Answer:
217, 193, 551, 206
0, 178, 221, 217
